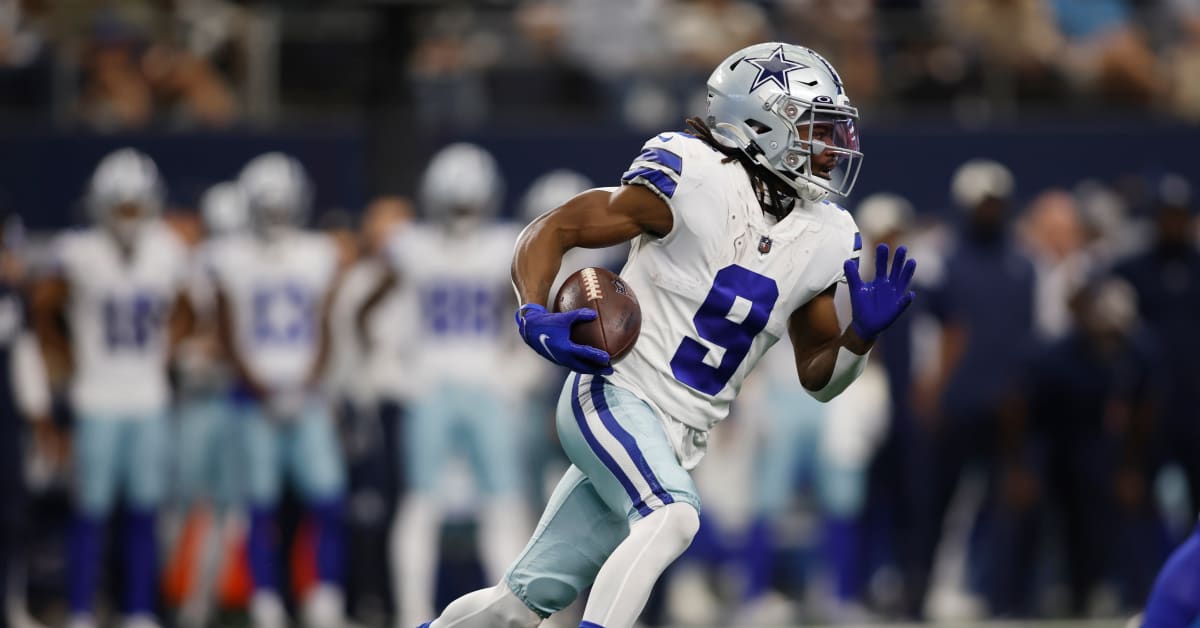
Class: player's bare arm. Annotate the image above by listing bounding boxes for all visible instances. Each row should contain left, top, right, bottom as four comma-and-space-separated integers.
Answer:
511, 184, 671, 307
31, 275, 72, 379
354, 267, 398, 352
511, 184, 671, 375
792, 243, 915, 402
167, 292, 196, 352
788, 285, 871, 391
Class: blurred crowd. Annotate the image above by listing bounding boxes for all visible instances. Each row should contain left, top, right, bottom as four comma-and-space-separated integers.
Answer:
0, 135, 1196, 628
4, 0, 1200, 130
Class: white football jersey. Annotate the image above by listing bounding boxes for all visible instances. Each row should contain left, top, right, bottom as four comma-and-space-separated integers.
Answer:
55, 224, 188, 415
387, 222, 521, 393
207, 231, 339, 391
607, 132, 861, 434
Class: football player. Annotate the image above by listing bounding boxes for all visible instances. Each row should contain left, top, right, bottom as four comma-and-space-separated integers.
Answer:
33, 148, 193, 628
363, 144, 531, 628
166, 181, 249, 628
419, 42, 915, 628
207, 153, 346, 628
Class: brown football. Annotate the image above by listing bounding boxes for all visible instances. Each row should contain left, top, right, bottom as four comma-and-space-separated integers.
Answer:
553, 267, 642, 363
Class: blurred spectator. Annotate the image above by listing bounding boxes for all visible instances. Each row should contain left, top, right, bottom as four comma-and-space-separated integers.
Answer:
909, 159, 1037, 617
1113, 174, 1200, 521
408, 8, 494, 127
0, 0, 52, 114
1049, 0, 1164, 106
933, 0, 1066, 108
1018, 189, 1090, 341
1025, 278, 1166, 614
780, 0, 882, 104
662, 0, 768, 72
77, 8, 154, 130
141, 41, 238, 128
1161, 0, 1200, 119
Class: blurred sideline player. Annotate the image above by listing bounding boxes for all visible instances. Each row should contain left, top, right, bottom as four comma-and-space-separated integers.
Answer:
360, 144, 532, 627
208, 153, 347, 628
420, 42, 916, 628
2, 213, 61, 628
327, 196, 414, 618
165, 181, 250, 627
33, 148, 193, 628
735, 322, 889, 622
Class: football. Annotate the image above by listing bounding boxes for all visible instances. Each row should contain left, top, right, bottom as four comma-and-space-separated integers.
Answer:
553, 267, 642, 363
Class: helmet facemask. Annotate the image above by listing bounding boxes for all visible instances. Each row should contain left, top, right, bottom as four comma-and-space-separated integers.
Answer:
763, 93, 862, 201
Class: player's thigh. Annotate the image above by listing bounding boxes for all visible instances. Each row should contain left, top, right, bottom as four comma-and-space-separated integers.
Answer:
123, 413, 170, 511
208, 399, 243, 508
174, 397, 221, 505
286, 400, 346, 502
555, 373, 700, 523
403, 386, 456, 493
71, 416, 124, 517
462, 388, 522, 497
506, 465, 629, 618
236, 404, 283, 506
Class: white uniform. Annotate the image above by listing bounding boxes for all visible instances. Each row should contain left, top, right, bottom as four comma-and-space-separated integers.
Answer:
387, 222, 522, 395
503, 132, 862, 618
608, 132, 860, 465
55, 224, 188, 416
207, 232, 339, 391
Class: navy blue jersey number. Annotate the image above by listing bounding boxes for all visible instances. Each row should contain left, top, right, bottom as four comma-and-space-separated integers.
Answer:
252, 283, 315, 344
103, 293, 164, 350
670, 265, 779, 395
425, 282, 501, 336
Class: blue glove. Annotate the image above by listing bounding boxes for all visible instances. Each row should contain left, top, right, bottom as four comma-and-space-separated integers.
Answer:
844, 243, 916, 341
516, 304, 613, 375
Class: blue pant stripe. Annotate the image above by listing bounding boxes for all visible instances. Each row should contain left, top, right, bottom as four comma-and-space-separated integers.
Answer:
570, 373, 653, 517
580, 622, 605, 628
588, 376, 675, 510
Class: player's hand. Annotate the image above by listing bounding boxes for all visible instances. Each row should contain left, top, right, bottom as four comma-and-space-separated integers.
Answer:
516, 304, 613, 375
845, 243, 916, 342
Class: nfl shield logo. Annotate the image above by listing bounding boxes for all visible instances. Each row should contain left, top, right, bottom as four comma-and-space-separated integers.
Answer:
758, 235, 773, 254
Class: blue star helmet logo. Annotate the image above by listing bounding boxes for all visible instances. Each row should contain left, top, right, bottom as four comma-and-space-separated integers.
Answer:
746, 45, 808, 94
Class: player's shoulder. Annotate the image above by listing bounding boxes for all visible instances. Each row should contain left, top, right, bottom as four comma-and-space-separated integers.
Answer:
53, 227, 104, 267
810, 198, 861, 254
812, 198, 859, 236
622, 130, 726, 202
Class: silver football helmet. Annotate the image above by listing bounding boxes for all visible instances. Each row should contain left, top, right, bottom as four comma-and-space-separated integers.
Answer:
200, 181, 249, 237
87, 148, 165, 247
420, 143, 503, 228
706, 43, 862, 202
238, 152, 312, 239
520, 169, 594, 224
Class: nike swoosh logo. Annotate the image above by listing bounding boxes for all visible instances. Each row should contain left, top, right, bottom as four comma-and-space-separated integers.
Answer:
538, 334, 557, 361
656, 133, 674, 142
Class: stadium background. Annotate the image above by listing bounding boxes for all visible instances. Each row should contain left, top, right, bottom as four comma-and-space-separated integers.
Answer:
1, 0, 1199, 627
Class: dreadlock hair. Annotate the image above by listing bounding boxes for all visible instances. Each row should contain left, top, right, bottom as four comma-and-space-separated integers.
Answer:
685, 116, 797, 220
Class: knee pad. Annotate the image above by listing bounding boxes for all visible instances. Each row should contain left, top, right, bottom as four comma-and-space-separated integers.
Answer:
636, 502, 700, 556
